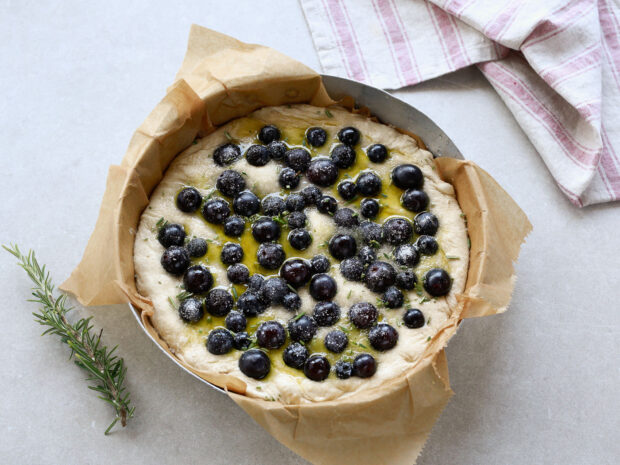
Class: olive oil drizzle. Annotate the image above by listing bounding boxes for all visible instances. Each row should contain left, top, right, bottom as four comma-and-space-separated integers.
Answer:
165, 115, 452, 380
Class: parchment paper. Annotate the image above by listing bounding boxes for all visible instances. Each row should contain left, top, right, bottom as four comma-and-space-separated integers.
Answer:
61, 25, 531, 465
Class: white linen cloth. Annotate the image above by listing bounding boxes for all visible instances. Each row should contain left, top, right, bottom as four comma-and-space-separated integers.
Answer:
300, 0, 620, 206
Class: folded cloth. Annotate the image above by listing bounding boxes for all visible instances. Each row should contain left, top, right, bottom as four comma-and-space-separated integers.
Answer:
300, 0, 620, 206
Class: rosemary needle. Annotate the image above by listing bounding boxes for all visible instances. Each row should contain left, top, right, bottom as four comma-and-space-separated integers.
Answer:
4, 244, 135, 434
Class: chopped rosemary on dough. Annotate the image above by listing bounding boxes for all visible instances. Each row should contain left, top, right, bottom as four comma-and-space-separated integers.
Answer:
176, 290, 193, 301
155, 217, 168, 230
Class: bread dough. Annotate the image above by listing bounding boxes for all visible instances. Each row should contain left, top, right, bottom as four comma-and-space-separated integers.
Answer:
134, 104, 469, 404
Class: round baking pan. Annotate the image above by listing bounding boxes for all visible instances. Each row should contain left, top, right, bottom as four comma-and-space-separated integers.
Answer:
129, 74, 464, 393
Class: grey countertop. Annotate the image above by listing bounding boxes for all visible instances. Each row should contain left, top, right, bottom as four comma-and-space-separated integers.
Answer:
1, 1, 618, 464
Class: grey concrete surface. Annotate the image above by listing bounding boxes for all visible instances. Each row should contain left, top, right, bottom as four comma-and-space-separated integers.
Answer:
0, 1, 618, 464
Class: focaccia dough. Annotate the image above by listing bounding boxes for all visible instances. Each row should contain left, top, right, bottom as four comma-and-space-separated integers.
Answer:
134, 105, 469, 404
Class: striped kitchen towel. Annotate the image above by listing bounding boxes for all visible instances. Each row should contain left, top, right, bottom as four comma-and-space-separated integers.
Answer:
300, 0, 620, 207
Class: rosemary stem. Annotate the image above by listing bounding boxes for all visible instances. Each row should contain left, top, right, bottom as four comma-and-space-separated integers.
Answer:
4, 244, 134, 434
55, 304, 128, 427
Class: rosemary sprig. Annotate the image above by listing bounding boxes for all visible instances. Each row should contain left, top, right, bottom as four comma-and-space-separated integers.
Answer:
4, 244, 135, 434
